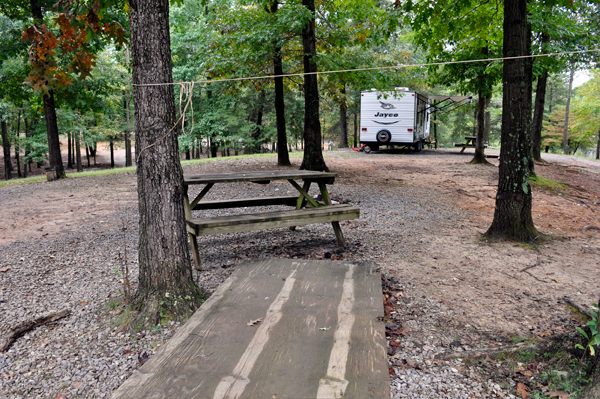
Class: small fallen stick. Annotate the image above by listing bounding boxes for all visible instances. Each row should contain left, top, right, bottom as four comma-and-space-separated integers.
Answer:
0, 309, 70, 352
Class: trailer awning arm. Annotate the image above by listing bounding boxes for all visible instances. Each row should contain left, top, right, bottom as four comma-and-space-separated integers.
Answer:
418, 95, 473, 115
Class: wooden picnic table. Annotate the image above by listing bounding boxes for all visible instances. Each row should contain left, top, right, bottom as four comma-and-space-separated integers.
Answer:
183, 170, 360, 270
455, 135, 486, 153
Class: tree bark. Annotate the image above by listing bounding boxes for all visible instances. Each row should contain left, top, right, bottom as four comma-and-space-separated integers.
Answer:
531, 32, 550, 165
30, 0, 64, 178
67, 132, 73, 169
485, 0, 539, 241
130, 0, 202, 324
596, 127, 600, 160
563, 65, 575, 155
75, 132, 82, 172
1, 119, 11, 180
339, 85, 348, 148
270, 1, 291, 167
299, 0, 328, 171
471, 93, 488, 164
110, 138, 114, 168
42, 91, 65, 177
85, 143, 90, 166
484, 97, 491, 145
353, 112, 358, 148
14, 110, 21, 177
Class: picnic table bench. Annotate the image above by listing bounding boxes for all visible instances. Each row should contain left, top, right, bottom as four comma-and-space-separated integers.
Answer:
455, 136, 487, 153
183, 170, 360, 270
111, 259, 390, 399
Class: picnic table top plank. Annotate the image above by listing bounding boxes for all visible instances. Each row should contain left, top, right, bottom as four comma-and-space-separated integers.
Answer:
184, 170, 337, 185
111, 259, 388, 399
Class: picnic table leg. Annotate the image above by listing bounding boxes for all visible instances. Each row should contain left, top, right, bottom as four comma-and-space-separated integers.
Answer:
183, 186, 202, 271
460, 146, 466, 154
318, 182, 346, 248
289, 181, 311, 231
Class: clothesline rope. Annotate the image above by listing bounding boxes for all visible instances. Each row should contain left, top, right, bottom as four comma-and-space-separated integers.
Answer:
133, 48, 600, 87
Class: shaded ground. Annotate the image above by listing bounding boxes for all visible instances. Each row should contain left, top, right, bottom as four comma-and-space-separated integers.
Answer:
1, 147, 599, 398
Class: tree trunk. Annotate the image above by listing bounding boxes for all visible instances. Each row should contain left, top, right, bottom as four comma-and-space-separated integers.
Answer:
15, 111, 22, 178
485, 0, 538, 241
596, 127, 600, 160
1, 119, 11, 180
91, 143, 97, 165
67, 132, 73, 169
110, 138, 114, 168
531, 32, 550, 165
484, 97, 491, 145
130, 0, 202, 324
471, 93, 488, 164
353, 112, 358, 148
339, 85, 348, 148
125, 46, 133, 167
30, 0, 64, 178
85, 143, 90, 167
274, 44, 291, 166
75, 132, 82, 172
299, 0, 328, 171
563, 65, 575, 155
42, 92, 65, 178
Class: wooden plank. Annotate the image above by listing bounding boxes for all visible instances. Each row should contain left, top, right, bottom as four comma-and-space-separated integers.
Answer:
187, 205, 360, 236
111, 259, 389, 399
184, 170, 337, 185
191, 196, 299, 210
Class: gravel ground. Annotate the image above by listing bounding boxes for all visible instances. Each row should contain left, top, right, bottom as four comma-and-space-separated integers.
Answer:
2, 152, 588, 398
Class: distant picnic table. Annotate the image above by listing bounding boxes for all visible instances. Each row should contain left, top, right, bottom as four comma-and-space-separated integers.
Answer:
455, 136, 487, 153
183, 170, 360, 270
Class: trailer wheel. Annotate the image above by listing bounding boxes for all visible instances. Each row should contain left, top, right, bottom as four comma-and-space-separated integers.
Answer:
364, 146, 372, 153
376, 130, 391, 144
413, 140, 423, 152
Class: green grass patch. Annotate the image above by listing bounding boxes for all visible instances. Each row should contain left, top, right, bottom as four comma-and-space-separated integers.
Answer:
530, 175, 568, 193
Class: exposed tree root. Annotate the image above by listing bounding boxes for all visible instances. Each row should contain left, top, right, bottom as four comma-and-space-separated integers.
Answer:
0, 308, 70, 352
435, 329, 586, 362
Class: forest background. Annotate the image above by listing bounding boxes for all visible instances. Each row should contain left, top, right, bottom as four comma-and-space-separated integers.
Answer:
0, 0, 599, 180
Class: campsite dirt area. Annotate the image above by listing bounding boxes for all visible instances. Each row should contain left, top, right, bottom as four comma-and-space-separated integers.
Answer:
1, 147, 600, 398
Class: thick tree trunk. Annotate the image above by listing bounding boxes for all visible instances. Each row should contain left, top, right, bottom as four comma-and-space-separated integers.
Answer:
471, 93, 487, 164
274, 45, 291, 166
75, 132, 82, 172
130, 0, 202, 324
339, 85, 348, 148
486, 0, 538, 241
1, 120, 11, 180
299, 0, 328, 171
563, 66, 575, 155
531, 33, 550, 165
42, 91, 65, 178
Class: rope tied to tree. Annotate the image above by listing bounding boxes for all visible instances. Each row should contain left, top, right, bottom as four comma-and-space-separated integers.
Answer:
136, 81, 195, 164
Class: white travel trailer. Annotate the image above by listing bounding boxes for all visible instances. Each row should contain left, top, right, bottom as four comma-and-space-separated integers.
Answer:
359, 88, 471, 152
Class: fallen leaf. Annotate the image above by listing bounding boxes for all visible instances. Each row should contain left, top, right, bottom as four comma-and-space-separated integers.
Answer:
123, 349, 131, 355
0, 267, 10, 272
247, 318, 263, 326
393, 291, 405, 298
516, 382, 529, 399
138, 351, 150, 365
548, 391, 570, 399
319, 327, 331, 331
